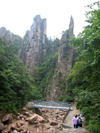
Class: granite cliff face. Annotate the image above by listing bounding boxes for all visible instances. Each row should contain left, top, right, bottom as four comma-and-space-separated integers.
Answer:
19, 15, 47, 73
46, 16, 75, 100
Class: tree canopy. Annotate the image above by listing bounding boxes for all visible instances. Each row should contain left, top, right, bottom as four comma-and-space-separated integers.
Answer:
0, 38, 41, 113
67, 1, 100, 132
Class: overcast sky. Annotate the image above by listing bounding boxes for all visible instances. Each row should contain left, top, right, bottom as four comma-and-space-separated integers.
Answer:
0, 0, 98, 38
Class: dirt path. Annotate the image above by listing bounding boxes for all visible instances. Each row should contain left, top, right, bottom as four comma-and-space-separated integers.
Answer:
64, 105, 80, 127
63, 105, 90, 133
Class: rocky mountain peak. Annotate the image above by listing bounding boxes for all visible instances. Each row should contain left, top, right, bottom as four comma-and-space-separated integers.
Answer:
29, 15, 47, 43
19, 15, 47, 73
0, 27, 13, 41
69, 16, 74, 37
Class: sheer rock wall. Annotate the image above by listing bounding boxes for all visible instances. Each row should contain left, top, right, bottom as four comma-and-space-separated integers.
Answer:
19, 15, 47, 73
46, 16, 75, 100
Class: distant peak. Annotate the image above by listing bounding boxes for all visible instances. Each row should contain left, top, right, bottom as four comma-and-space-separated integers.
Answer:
34, 15, 41, 20
70, 16, 74, 22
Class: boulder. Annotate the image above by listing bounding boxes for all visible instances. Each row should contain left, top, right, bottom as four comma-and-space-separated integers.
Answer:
13, 130, 19, 133
16, 116, 20, 120
16, 122, 21, 128
2, 114, 12, 124
24, 112, 31, 117
50, 121, 58, 126
61, 124, 72, 128
18, 126, 28, 133
29, 115, 38, 124
29, 114, 45, 124
10, 123, 17, 131
0, 124, 4, 132
22, 107, 28, 111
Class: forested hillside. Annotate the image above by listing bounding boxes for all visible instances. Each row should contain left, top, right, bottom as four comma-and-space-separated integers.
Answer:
67, 1, 100, 132
0, 38, 41, 113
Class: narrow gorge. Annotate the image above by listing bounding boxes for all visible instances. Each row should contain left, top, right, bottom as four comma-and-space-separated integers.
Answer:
0, 15, 76, 101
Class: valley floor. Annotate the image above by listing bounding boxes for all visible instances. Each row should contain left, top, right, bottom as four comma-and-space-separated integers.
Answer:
0, 104, 90, 133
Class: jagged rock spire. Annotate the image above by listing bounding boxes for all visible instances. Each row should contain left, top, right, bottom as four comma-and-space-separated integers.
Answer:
69, 16, 74, 37
19, 15, 47, 73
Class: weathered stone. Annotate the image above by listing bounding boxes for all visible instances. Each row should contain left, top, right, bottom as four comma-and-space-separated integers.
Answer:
50, 121, 58, 126
46, 126, 50, 129
45, 127, 55, 132
13, 130, 19, 133
24, 112, 31, 117
22, 118, 24, 121
2, 114, 12, 124
3, 125, 7, 129
29, 115, 38, 124
19, 115, 23, 119
56, 125, 63, 130
22, 107, 28, 111
16, 122, 21, 128
20, 127, 28, 133
19, 15, 47, 73
25, 117, 30, 121
2, 129, 11, 133
16, 116, 20, 120
29, 113, 45, 124
0, 125, 4, 131
61, 124, 72, 128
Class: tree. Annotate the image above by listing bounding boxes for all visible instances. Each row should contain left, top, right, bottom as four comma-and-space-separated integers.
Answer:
67, 1, 100, 132
0, 38, 41, 113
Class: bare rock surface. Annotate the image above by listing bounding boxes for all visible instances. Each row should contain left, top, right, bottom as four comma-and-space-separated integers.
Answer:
19, 15, 47, 73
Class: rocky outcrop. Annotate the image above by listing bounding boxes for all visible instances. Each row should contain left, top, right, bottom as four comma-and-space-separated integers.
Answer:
0, 27, 13, 41
69, 16, 74, 38
46, 46, 75, 100
0, 27, 22, 53
0, 27, 22, 44
19, 15, 47, 73
46, 16, 75, 100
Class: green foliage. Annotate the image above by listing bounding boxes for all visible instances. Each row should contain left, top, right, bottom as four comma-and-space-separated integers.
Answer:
12, 34, 22, 54
46, 38, 61, 55
32, 37, 60, 99
33, 52, 58, 99
56, 79, 66, 90
0, 38, 41, 113
67, 1, 100, 132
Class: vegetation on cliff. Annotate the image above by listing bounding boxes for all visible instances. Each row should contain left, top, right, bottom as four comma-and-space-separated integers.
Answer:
0, 38, 41, 113
33, 38, 60, 99
67, 1, 100, 132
